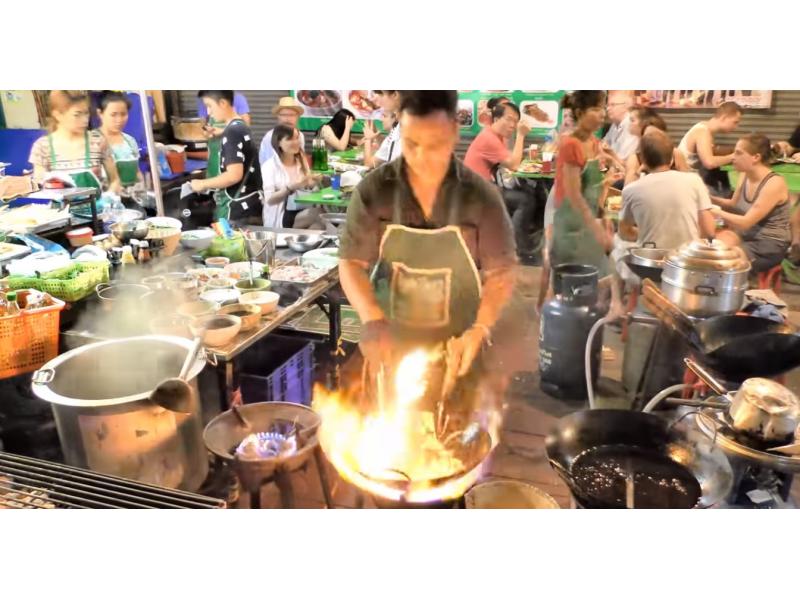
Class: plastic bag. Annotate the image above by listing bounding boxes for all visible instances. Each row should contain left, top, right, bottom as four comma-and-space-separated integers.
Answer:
200, 232, 247, 262
9, 233, 69, 257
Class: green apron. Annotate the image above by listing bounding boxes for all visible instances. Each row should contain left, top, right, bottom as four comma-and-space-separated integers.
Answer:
48, 131, 102, 191
551, 157, 609, 277
206, 117, 225, 178
113, 136, 140, 187
370, 215, 484, 420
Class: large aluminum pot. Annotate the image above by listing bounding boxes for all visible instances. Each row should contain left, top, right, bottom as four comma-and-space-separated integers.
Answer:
729, 378, 800, 443
661, 239, 750, 317
31, 336, 208, 491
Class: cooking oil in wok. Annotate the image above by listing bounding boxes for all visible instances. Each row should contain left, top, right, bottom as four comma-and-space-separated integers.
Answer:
571, 445, 701, 509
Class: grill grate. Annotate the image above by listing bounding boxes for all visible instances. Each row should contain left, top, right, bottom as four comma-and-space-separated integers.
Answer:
0, 452, 225, 509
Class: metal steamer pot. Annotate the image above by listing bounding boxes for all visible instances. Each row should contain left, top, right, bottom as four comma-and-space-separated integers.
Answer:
31, 336, 209, 492
661, 240, 750, 317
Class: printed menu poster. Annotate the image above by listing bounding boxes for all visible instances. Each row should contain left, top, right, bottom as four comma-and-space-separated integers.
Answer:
633, 90, 773, 109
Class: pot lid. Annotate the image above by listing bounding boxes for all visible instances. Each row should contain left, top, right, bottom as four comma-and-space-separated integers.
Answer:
736, 378, 800, 417
666, 239, 750, 272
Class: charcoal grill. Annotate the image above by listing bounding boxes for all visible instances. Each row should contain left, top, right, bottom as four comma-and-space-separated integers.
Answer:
0, 452, 225, 509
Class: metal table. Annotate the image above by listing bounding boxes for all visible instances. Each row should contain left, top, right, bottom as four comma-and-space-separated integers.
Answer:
203, 227, 343, 409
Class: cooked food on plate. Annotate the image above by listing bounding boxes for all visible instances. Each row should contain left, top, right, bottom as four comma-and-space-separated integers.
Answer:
348, 90, 380, 116
523, 103, 554, 124
297, 90, 341, 109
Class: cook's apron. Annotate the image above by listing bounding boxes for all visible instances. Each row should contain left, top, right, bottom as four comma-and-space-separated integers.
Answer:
114, 136, 140, 187
210, 119, 260, 223
369, 202, 483, 416
205, 117, 225, 179
551, 157, 609, 277
48, 131, 102, 191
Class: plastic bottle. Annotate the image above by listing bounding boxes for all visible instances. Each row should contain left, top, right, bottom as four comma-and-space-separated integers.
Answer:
5, 291, 20, 316
121, 245, 136, 266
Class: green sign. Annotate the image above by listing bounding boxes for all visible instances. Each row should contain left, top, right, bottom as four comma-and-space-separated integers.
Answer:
290, 90, 566, 137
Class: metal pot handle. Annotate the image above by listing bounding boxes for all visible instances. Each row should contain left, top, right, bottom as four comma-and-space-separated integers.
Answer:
693, 285, 718, 297
32, 368, 55, 385
95, 282, 111, 294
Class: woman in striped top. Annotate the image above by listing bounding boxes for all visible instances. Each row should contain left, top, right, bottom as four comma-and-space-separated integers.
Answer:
28, 90, 120, 193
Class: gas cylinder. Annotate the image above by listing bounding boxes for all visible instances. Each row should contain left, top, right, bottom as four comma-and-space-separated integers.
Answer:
539, 264, 604, 400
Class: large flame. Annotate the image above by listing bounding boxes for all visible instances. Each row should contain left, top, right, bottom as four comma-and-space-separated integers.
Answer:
313, 349, 498, 504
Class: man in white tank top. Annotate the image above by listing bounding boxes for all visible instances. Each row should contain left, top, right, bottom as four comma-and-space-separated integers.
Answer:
677, 101, 742, 172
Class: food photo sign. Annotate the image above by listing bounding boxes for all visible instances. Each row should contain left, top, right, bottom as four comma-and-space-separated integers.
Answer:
633, 90, 773, 109
291, 90, 566, 136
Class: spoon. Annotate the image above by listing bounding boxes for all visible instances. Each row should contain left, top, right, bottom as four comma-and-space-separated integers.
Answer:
149, 336, 203, 413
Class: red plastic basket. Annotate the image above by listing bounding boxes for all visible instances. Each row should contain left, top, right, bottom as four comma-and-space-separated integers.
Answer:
0, 291, 66, 379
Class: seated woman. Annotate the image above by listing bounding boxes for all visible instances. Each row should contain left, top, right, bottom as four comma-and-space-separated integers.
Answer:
29, 90, 120, 193
712, 134, 791, 273
623, 107, 689, 186
262, 125, 322, 229
317, 109, 356, 152
96, 91, 141, 192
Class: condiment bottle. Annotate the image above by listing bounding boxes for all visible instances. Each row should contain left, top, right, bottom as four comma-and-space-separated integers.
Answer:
5, 291, 20, 316
139, 241, 151, 264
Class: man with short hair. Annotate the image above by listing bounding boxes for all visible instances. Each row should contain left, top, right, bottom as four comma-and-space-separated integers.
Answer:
339, 91, 517, 388
620, 130, 716, 249
678, 101, 742, 172
362, 90, 403, 168
190, 91, 262, 224
464, 102, 530, 181
604, 91, 639, 161
259, 96, 306, 166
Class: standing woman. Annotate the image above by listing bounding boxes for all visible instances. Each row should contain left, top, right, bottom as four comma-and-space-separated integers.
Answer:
712, 134, 791, 273
29, 90, 120, 193
550, 90, 622, 314
262, 125, 322, 228
317, 109, 356, 152
96, 91, 141, 190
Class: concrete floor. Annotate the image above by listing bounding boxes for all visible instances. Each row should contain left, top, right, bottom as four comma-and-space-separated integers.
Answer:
252, 266, 800, 509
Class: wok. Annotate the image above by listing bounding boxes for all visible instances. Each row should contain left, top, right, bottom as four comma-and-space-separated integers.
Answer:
642, 278, 800, 381
622, 247, 668, 283
545, 409, 732, 509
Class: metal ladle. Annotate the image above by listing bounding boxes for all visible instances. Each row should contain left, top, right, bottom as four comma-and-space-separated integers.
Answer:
149, 336, 203, 413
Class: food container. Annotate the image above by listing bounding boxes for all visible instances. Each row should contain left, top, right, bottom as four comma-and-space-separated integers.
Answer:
465, 480, 560, 509
234, 278, 270, 293
177, 300, 219, 319
205, 277, 236, 290
661, 239, 750, 317
95, 282, 152, 312
205, 256, 231, 268
141, 275, 166, 290
729, 378, 800, 443
190, 314, 241, 347
30, 336, 208, 491
217, 303, 261, 332
286, 234, 322, 253
171, 117, 207, 143
65, 227, 94, 248
146, 227, 181, 257
199, 288, 239, 306
111, 220, 149, 244
162, 272, 199, 300
301, 247, 339, 271
180, 229, 216, 251
239, 291, 280, 315
225, 261, 265, 280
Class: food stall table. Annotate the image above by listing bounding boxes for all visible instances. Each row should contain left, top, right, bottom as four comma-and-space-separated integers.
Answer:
295, 187, 348, 208
513, 160, 555, 180
722, 162, 800, 195
199, 227, 342, 409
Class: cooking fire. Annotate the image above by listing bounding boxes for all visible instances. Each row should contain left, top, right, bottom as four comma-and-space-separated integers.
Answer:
313, 348, 499, 504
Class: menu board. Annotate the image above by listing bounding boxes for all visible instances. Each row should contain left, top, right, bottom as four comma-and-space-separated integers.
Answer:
633, 90, 773, 110
291, 90, 567, 135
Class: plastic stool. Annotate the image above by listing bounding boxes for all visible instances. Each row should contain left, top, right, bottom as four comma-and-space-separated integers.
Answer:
757, 264, 783, 294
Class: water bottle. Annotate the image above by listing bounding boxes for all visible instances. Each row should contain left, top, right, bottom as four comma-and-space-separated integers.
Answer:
319, 140, 329, 172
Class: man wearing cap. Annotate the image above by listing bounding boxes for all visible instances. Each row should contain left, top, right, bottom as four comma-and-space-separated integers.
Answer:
259, 96, 307, 166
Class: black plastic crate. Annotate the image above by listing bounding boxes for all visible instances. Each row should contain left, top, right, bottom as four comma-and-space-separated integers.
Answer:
238, 335, 315, 406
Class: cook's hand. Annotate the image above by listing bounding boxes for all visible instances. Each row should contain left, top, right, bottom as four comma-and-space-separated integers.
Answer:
359, 318, 393, 375
447, 325, 489, 378
190, 179, 206, 193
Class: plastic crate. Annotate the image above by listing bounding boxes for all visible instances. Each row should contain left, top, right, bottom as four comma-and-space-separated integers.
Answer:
238, 335, 315, 406
3, 261, 109, 302
0, 291, 66, 379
